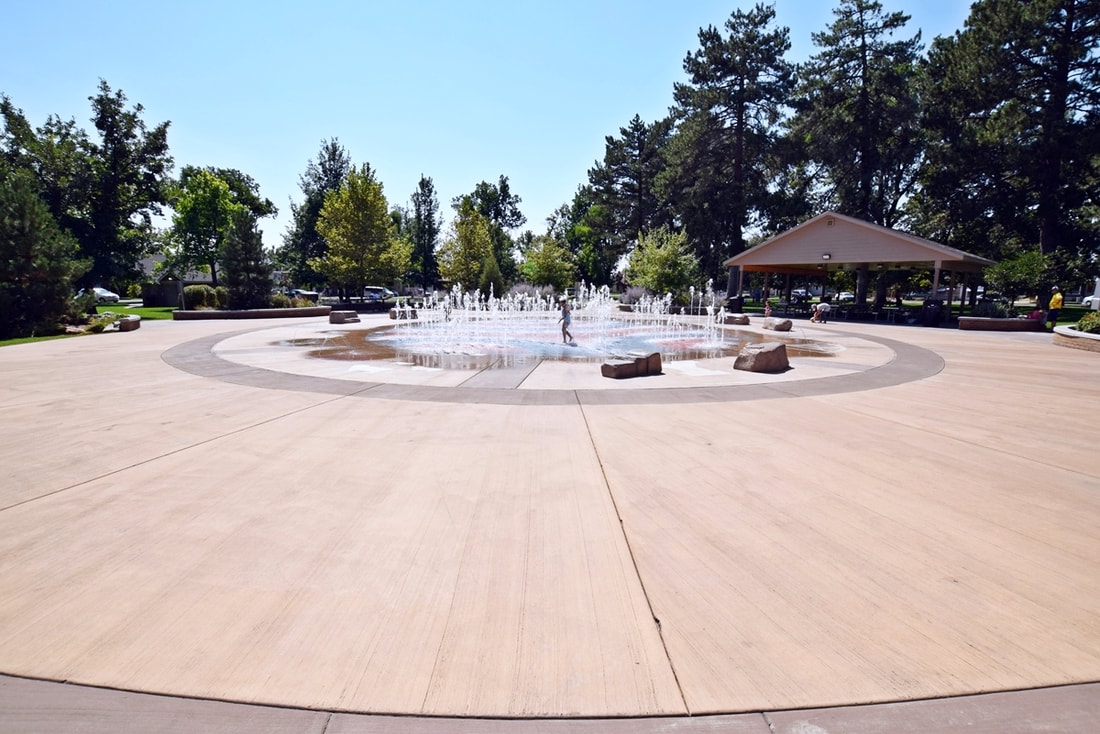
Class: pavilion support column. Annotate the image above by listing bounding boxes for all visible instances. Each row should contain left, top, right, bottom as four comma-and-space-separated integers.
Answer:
856, 265, 870, 305
726, 266, 743, 310
945, 269, 956, 319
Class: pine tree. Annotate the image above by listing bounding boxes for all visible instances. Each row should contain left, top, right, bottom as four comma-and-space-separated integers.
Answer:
0, 168, 89, 338
221, 212, 273, 310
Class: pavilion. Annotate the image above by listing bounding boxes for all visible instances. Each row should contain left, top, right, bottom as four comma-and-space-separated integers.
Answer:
723, 211, 996, 314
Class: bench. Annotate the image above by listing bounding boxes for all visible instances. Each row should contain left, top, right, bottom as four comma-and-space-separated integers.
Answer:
117, 315, 141, 331
329, 310, 360, 324
601, 351, 662, 379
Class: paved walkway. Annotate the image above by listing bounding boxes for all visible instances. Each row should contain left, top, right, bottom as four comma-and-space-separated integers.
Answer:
0, 314, 1097, 731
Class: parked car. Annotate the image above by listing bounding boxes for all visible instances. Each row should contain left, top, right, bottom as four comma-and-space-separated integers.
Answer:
80, 287, 120, 304
364, 286, 396, 301
1082, 295, 1099, 308
287, 288, 319, 301
836, 291, 855, 302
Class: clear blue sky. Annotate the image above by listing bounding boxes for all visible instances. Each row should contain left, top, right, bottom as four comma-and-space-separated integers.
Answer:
1, 1, 972, 250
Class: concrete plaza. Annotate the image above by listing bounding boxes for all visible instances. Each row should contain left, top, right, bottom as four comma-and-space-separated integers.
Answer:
0, 313, 1097, 732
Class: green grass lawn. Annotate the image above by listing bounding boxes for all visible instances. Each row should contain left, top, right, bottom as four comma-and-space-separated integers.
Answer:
0, 333, 82, 348
94, 304, 176, 320
0, 304, 177, 348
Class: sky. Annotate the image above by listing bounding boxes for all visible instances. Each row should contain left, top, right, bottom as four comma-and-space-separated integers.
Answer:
1, 1, 974, 251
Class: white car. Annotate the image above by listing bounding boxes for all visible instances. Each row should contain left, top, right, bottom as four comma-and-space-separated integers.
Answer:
837, 291, 855, 302
81, 287, 120, 303
1082, 295, 1099, 308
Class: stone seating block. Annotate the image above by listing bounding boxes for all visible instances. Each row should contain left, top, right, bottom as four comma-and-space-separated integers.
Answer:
762, 317, 793, 332
329, 310, 360, 324
723, 314, 750, 325
627, 351, 662, 376
117, 315, 141, 332
601, 359, 639, 379
734, 342, 789, 373
389, 308, 418, 320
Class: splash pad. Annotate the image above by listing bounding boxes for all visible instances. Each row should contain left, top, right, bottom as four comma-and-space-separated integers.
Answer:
299, 283, 836, 370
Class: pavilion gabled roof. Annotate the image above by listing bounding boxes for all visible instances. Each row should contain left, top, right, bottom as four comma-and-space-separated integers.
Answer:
723, 211, 996, 275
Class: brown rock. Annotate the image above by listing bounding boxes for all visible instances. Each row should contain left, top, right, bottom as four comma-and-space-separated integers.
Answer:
734, 342, 789, 373
762, 317, 793, 332
601, 360, 639, 379
329, 310, 360, 324
627, 351, 662, 376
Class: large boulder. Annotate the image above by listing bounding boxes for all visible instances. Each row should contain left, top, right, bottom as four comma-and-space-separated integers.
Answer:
601, 359, 639, 379
762, 317, 793, 332
329, 310, 360, 324
117, 315, 141, 332
734, 342, 790, 373
627, 351, 662, 376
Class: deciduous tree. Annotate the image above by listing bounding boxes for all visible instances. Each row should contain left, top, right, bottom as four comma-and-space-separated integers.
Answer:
520, 234, 575, 291
169, 169, 246, 287
438, 198, 493, 290
79, 80, 173, 288
452, 176, 525, 284
625, 227, 701, 301
310, 164, 410, 296
280, 139, 350, 287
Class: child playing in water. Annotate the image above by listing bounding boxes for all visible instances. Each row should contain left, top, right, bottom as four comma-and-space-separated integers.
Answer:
558, 297, 574, 344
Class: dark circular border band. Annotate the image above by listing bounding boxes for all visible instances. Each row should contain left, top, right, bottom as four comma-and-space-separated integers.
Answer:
162, 327, 944, 405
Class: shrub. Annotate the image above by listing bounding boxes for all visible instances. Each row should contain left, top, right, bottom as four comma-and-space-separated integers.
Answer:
85, 313, 119, 333
972, 299, 1015, 318
618, 286, 648, 305
270, 293, 291, 308
183, 285, 217, 309
214, 286, 229, 309
1076, 311, 1100, 334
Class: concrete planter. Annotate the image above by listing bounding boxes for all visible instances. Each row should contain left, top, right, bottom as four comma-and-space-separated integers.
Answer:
957, 316, 1042, 332
1053, 325, 1100, 353
173, 306, 331, 320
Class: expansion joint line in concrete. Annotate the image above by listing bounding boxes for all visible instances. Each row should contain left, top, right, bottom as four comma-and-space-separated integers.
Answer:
575, 397, 691, 716
0, 392, 359, 514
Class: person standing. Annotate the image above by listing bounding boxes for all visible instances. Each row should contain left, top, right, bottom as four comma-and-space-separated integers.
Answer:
1046, 285, 1063, 331
558, 297, 574, 344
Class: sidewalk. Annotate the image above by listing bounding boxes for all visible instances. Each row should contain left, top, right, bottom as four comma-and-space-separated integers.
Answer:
0, 317, 1096, 729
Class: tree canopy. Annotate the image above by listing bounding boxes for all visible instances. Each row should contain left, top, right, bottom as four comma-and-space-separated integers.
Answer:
310, 164, 411, 295
438, 197, 493, 290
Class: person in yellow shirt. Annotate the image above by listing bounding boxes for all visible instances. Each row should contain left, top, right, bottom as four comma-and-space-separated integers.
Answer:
1046, 285, 1064, 331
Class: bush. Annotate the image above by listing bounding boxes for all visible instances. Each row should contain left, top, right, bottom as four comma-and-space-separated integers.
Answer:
214, 286, 229, 309
1076, 311, 1100, 334
84, 312, 119, 333
972, 299, 1015, 318
183, 285, 217, 309
270, 293, 291, 308
618, 286, 648, 305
